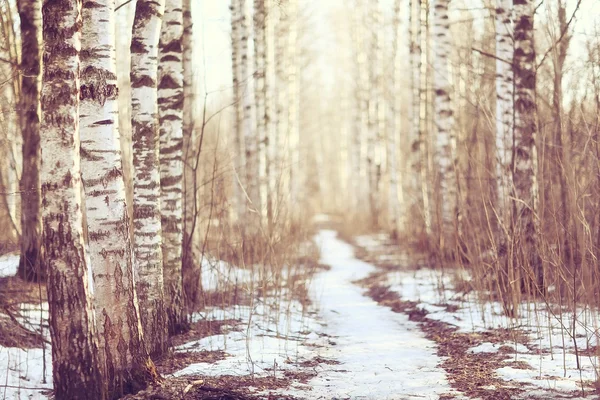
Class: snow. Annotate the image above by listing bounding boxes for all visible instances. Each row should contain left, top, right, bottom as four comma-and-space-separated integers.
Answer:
355, 233, 600, 399
0, 253, 19, 278
0, 302, 51, 400
200, 256, 253, 292
3, 229, 600, 399
172, 230, 459, 399
174, 300, 321, 379
0, 347, 52, 400
285, 230, 457, 399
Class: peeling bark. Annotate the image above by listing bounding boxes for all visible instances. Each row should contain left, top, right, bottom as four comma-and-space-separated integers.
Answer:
130, 0, 168, 356
17, 0, 45, 282
513, 0, 540, 279
158, 0, 187, 334
432, 0, 456, 247
40, 0, 106, 397
80, 0, 159, 395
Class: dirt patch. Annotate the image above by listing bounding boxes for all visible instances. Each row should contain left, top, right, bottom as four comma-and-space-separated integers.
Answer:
0, 276, 47, 349
359, 280, 527, 399
124, 375, 300, 400
0, 276, 47, 305
156, 350, 229, 375
170, 318, 242, 348
297, 355, 341, 368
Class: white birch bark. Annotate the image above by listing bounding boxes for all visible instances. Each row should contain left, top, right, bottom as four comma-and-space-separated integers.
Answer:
513, 0, 540, 274
264, 0, 276, 230
182, 0, 200, 307
495, 0, 514, 217
130, 0, 167, 356
432, 0, 456, 243
351, 0, 369, 212
251, 0, 266, 229
231, 0, 246, 222
80, 0, 160, 391
40, 0, 106, 396
366, 1, 382, 226
287, 0, 300, 208
388, 0, 403, 235
275, 2, 289, 218
158, 0, 186, 333
418, 0, 432, 235
17, 0, 44, 281
408, 0, 421, 225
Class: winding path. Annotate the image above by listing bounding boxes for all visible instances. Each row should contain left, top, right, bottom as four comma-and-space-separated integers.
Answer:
292, 230, 456, 399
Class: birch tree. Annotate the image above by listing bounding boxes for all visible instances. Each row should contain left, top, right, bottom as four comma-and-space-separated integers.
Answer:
388, 0, 403, 236
130, 0, 167, 355
16, 0, 44, 281
158, 0, 186, 333
351, 0, 368, 211
513, 0, 540, 279
231, 0, 248, 221
432, 0, 456, 247
40, 0, 106, 396
251, 0, 266, 228
80, 0, 159, 393
494, 0, 514, 221
182, 0, 200, 308
366, 0, 383, 226
287, 0, 300, 207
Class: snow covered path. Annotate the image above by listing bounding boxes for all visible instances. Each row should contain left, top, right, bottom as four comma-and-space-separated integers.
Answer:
293, 230, 456, 399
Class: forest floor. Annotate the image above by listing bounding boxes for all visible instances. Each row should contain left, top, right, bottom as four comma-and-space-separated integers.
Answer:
1, 218, 600, 399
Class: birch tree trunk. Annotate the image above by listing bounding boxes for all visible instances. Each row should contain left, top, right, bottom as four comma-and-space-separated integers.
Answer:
432, 0, 456, 248
513, 0, 540, 281
275, 2, 289, 220
182, 0, 200, 308
80, 0, 160, 393
17, 0, 44, 282
251, 0, 266, 231
231, 0, 246, 221
40, 0, 106, 396
158, 0, 186, 334
494, 0, 514, 225
287, 0, 300, 208
551, 0, 574, 268
130, 0, 168, 356
264, 0, 276, 232
366, 0, 382, 227
418, 0, 433, 236
388, 0, 403, 236
408, 0, 421, 221
351, 0, 369, 212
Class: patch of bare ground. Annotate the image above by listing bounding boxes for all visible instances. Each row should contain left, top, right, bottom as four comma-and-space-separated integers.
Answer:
125, 375, 300, 400
0, 276, 47, 348
0, 275, 47, 305
156, 350, 229, 375
170, 318, 242, 347
359, 279, 528, 399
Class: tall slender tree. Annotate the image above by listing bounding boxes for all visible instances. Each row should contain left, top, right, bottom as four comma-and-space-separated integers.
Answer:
158, 0, 187, 333
40, 0, 106, 397
80, 0, 159, 395
513, 0, 540, 280
388, 0, 403, 236
231, 0, 246, 221
130, 0, 168, 355
432, 0, 456, 249
287, 0, 300, 207
182, 0, 199, 309
494, 0, 514, 222
16, 0, 44, 282
251, 0, 266, 229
